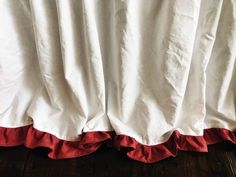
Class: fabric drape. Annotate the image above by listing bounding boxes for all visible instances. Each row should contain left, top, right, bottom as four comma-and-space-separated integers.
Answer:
0, 0, 235, 163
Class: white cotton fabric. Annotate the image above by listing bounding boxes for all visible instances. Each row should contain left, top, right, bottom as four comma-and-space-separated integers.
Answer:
0, 0, 235, 145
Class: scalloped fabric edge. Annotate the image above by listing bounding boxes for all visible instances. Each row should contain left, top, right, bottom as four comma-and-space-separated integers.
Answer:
0, 125, 235, 163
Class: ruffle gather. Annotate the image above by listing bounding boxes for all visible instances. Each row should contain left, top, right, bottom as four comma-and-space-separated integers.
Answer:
0, 125, 235, 163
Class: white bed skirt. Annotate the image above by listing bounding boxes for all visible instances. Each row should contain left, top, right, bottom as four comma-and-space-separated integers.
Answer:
0, 0, 235, 163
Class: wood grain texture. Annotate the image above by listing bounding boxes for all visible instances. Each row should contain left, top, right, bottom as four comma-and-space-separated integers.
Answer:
0, 142, 235, 177
0, 146, 29, 177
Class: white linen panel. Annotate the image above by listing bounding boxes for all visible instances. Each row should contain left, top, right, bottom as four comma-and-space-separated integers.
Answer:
0, 0, 235, 145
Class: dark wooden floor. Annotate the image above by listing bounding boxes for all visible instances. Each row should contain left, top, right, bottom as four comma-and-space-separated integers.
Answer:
0, 142, 235, 177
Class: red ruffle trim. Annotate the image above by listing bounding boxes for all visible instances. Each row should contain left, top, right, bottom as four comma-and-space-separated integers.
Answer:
0, 125, 235, 163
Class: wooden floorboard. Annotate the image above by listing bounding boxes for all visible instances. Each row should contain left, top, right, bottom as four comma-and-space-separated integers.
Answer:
0, 146, 29, 177
23, 147, 78, 177
0, 142, 235, 177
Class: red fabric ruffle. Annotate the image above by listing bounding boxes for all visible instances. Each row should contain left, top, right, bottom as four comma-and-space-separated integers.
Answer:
0, 125, 235, 163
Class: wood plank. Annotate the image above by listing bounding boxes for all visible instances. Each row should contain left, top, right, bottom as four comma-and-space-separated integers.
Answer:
2, 142, 234, 177
203, 142, 236, 177
86, 145, 135, 177
0, 145, 29, 177
23, 147, 79, 177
